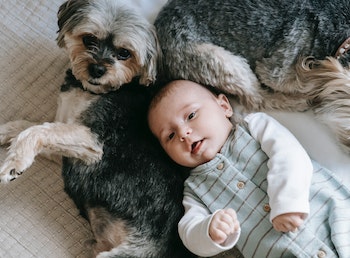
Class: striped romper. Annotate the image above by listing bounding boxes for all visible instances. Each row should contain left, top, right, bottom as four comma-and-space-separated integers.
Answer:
184, 125, 350, 257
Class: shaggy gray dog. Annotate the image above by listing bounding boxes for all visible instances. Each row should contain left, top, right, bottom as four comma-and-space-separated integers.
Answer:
155, 0, 350, 153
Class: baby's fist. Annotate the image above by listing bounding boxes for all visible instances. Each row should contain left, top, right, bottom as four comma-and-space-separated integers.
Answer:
209, 208, 240, 244
272, 212, 304, 232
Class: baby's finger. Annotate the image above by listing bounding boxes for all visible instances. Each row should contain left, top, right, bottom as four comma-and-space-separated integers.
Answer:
274, 221, 296, 232
224, 208, 238, 220
210, 228, 228, 244
221, 209, 240, 232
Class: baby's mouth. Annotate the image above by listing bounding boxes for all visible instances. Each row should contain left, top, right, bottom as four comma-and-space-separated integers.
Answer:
191, 140, 203, 154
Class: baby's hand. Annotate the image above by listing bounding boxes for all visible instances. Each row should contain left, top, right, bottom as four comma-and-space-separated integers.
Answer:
272, 212, 304, 232
209, 208, 240, 244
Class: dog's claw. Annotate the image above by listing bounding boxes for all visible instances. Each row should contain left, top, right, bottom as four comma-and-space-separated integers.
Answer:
10, 168, 16, 176
9, 168, 22, 176
16, 170, 23, 175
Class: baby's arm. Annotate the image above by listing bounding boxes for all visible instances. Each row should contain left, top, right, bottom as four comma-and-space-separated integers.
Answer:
178, 195, 241, 257
245, 112, 313, 231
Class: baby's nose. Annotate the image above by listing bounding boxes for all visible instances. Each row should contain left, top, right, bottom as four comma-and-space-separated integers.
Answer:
179, 127, 192, 142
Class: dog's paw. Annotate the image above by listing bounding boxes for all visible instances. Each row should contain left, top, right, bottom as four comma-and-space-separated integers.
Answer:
0, 166, 23, 183
0, 152, 32, 183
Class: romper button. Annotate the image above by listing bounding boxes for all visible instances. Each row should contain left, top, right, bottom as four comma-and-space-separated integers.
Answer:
263, 204, 271, 212
317, 250, 326, 258
237, 181, 245, 189
216, 162, 224, 170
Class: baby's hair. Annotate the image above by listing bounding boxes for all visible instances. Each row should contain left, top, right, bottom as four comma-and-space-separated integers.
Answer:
149, 80, 220, 112
148, 80, 243, 125
148, 82, 177, 112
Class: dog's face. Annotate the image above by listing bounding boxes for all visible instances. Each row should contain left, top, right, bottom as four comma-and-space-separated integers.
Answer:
57, 0, 160, 93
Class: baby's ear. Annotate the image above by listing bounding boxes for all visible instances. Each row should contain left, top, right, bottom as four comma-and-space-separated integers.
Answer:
218, 94, 233, 117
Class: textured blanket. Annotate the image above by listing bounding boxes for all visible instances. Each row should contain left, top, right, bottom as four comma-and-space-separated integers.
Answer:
0, 1, 349, 258
0, 1, 91, 257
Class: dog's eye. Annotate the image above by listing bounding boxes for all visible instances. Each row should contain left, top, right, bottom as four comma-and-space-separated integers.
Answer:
115, 48, 131, 60
82, 34, 98, 48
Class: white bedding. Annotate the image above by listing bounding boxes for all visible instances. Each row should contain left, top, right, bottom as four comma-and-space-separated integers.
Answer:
0, 1, 349, 257
268, 110, 350, 187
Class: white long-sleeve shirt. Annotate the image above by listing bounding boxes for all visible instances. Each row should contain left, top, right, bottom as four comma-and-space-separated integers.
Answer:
178, 112, 313, 257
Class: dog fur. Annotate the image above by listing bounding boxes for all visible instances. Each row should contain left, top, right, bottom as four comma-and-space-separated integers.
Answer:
155, 0, 350, 153
0, 0, 195, 257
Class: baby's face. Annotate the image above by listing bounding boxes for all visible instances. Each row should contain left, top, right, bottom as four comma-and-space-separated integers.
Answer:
149, 81, 233, 167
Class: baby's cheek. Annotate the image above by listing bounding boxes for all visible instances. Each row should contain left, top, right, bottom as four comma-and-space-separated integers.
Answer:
169, 150, 189, 167
203, 146, 220, 160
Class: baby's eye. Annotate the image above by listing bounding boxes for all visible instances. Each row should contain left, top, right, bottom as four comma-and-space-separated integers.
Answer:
168, 132, 175, 140
188, 112, 196, 120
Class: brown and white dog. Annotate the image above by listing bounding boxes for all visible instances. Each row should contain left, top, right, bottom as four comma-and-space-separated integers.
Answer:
0, 0, 194, 257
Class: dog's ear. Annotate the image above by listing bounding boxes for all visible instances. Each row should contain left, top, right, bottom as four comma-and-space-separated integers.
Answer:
139, 28, 162, 86
56, 0, 89, 48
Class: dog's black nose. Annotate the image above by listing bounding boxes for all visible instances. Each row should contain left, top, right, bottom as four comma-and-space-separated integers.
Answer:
88, 64, 107, 78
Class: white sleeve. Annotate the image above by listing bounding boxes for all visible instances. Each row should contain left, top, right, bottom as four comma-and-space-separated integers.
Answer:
178, 195, 240, 257
244, 112, 312, 221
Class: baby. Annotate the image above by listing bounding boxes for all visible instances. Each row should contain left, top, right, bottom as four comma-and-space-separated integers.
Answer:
148, 80, 350, 257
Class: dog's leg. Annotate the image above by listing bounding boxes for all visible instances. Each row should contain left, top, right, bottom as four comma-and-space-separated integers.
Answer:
251, 19, 316, 110
0, 120, 38, 145
96, 237, 158, 258
87, 207, 159, 258
163, 42, 309, 111
87, 207, 127, 257
0, 122, 103, 183
256, 57, 304, 94
297, 57, 350, 153
255, 17, 314, 95
163, 42, 264, 108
